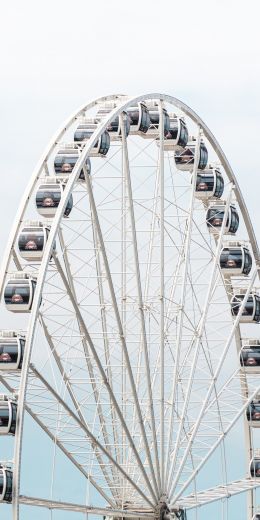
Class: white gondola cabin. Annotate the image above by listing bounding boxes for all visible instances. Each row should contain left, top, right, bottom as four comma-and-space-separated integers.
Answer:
175, 137, 208, 171
54, 145, 91, 178
0, 465, 12, 503
206, 202, 239, 235
250, 456, 260, 478
240, 340, 260, 373
18, 221, 55, 262
143, 100, 170, 138
96, 102, 130, 141
247, 397, 260, 427
36, 178, 73, 218
195, 167, 224, 200
0, 331, 25, 371
74, 120, 110, 156
0, 396, 17, 435
231, 290, 260, 323
127, 102, 150, 135
163, 114, 189, 151
4, 273, 37, 313
220, 242, 252, 276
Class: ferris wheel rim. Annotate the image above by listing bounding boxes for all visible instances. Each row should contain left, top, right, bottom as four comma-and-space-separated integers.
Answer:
0, 92, 259, 520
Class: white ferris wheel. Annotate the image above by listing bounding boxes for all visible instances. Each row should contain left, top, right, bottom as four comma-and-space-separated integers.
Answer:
0, 93, 260, 520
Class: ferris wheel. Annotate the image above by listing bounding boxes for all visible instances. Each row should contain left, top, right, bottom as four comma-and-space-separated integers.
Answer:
0, 92, 260, 520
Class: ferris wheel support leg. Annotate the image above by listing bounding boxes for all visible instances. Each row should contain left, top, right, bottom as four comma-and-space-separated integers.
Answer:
169, 266, 259, 503
164, 130, 202, 486
120, 114, 161, 496
83, 165, 160, 501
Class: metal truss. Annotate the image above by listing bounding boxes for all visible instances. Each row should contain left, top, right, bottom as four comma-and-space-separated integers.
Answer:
0, 92, 259, 520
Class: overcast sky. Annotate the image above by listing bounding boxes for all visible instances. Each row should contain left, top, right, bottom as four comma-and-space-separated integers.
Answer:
0, 0, 259, 259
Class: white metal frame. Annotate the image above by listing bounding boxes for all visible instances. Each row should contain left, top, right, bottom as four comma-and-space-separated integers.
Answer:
0, 92, 259, 520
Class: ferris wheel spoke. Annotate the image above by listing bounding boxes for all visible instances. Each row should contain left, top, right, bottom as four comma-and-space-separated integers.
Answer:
172, 477, 260, 510
164, 130, 201, 483
18, 495, 154, 518
0, 373, 116, 506
168, 267, 258, 500
166, 188, 233, 489
28, 365, 155, 507
52, 251, 158, 503
38, 314, 120, 498
172, 373, 260, 504
57, 228, 120, 471
158, 101, 166, 492
83, 165, 160, 499
120, 114, 161, 493
89, 206, 122, 470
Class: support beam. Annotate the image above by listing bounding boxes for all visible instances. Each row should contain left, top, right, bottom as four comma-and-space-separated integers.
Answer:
173, 478, 260, 510
19, 496, 155, 518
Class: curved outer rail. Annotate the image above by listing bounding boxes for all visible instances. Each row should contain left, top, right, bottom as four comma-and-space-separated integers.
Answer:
0, 93, 258, 519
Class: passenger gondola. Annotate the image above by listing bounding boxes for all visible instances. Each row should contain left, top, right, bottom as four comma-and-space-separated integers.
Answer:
252, 515, 260, 520
220, 243, 252, 275
143, 100, 170, 138
74, 120, 110, 156
4, 273, 37, 313
35, 179, 73, 218
0, 331, 25, 370
246, 397, 260, 427
54, 145, 91, 178
240, 341, 260, 373
18, 222, 55, 262
0, 396, 17, 435
163, 114, 189, 151
195, 167, 224, 200
175, 137, 208, 171
0, 465, 12, 503
96, 102, 130, 141
231, 291, 260, 323
250, 457, 260, 478
127, 102, 150, 135
206, 202, 239, 235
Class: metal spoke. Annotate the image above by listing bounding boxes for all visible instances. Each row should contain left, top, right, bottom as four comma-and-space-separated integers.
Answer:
53, 252, 157, 504
166, 186, 233, 492
0, 374, 115, 506
30, 365, 155, 507
120, 114, 161, 494
83, 164, 160, 499
168, 267, 258, 500
164, 129, 201, 483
